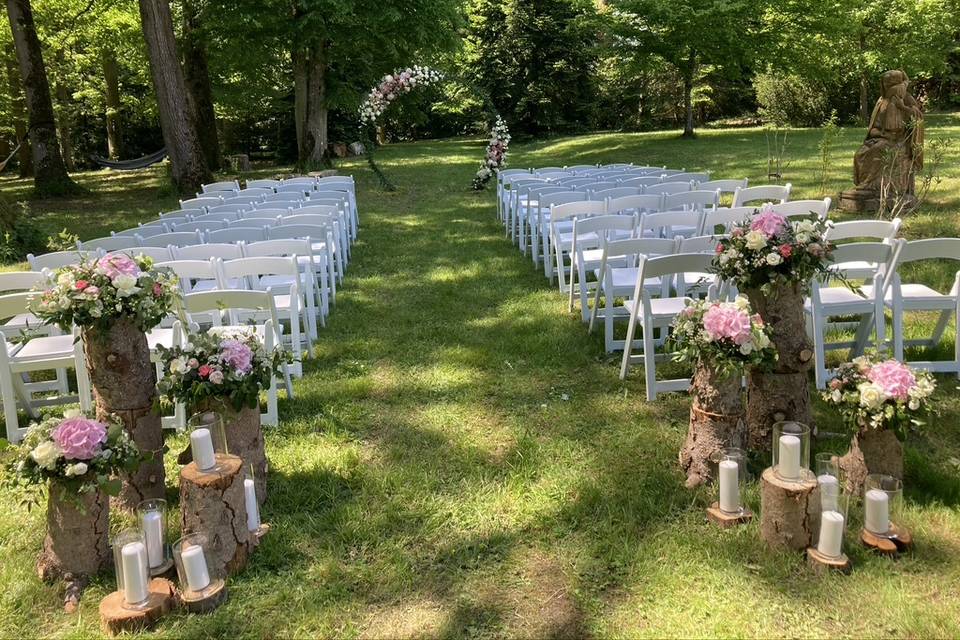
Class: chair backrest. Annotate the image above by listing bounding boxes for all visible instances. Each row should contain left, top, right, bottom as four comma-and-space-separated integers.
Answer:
825, 218, 901, 242
668, 172, 711, 184
180, 196, 221, 209
275, 184, 312, 196
550, 200, 607, 224
297, 204, 339, 217
221, 195, 264, 207
645, 181, 694, 196
571, 214, 637, 240
622, 166, 665, 175
136, 231, 203, 248
305, 197, 347, 210
658, 169, 688, 177
245, 207, 291, 217
282, 215, 337, 231
0, 292, 34, 325
267, 224, 325, 242
182, 288, 280, 333
768, 198, 830, 219
206, 204, 252, 216
702, 207, 755, 235
525, 185, 567, 199
206, 227, 268, 244
220, 255, 300, 281
896, 238, 960, 265
699, 178, 748, 194
261, 193, 305, 204
171, 220, 229, 233
238, 214, 282, 225
589, 187, 642, 200
825, 241, 897, 283
245, 179, 279, 190
618, 176, 663, 188
281, 177, 318, 185
242, 238, 313, 261
202, 180, 240, 194
156, 259, 219, 292
193, 210, 241, 222
640, 210, 704, 237
161, 208, 201, 220
172, 243, 244, 261
565, 164, 598, 172
553, 177, 595, 188
27, 251, 97, 271
663, 189, 720, 211
679, 234, 724, 254
638, 253, 715, 281
115, 246, 172, 262
0, 271, 46, 293
733, 183, 792, 207
607, 194, 662, 215
237, 187, 275, 197
575, 181, 618, 192
601, 237, 679, 265
77, 235, 138, 252
538, 192, 588, 211
114, 223, 169, 239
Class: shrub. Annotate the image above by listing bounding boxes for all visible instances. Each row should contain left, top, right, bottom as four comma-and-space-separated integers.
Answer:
0, 197, 48, 263
754, 71, 829, 127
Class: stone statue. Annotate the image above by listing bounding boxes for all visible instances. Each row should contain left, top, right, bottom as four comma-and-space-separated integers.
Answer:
840, 70, 924, 212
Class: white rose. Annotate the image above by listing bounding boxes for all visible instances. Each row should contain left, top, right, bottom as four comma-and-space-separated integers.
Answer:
169, 358, 187, 374
908, 399, 920, 411
796, 232, 811, 244
112, 274, 139, 297
745, 230, 767, 250
858, 382, 887, 410
56, 272, 75, 287
739, 342, 753, 355
30, 441, 62, 470
766, 253, 782, 266
830, 389, 842, 403
755, 332, 770, 349
63, 409, 82, 419
734, 296, 749, 310
65, 462, 88, 477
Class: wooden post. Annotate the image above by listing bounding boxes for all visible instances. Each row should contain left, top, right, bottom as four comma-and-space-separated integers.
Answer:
83, 318, 165, 509
839, 427, 904, 495
179, 454, 250, 577
759, 467, 820, 551
679, 360, 747, 487
745, 285, 814, 451
99, 578, 176, 635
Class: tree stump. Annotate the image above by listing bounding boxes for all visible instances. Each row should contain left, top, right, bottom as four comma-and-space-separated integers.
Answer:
179, 454, 250, 577
861, 523, 913, 555
197, 400, 266, 506
759, 467, 820, 551
180, 580, 228, 613
839, 427, 904, 495
745, 285, 814, 451
83, 318, 164, 509
806, 547, 852, 574
98, 578, 176, 635
37, 481, 110, 587
679, 360, 747, 487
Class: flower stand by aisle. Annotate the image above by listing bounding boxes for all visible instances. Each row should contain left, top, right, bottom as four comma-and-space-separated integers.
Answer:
157, 327, 290, 507
823, 357, 935, 494
668, 297, 776, 487
33, 253, 181, 509
710, 208, 837, 450
3, 412, 141, 607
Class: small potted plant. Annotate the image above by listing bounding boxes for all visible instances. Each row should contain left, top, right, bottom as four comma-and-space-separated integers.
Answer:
823, 356, 935, 493
669, 296, 777, 487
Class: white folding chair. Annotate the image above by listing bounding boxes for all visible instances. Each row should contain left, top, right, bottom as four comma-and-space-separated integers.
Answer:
549, 201, 607, 290
503, 177, 547, 239
136, 231, 204, 248
677, 235, 727, 297
244, 238, 329, 322
568, 214, 638, 322
701, 207, 755, 235
619, 176, 663, 188
201, 180, 240, 194
180, 196, 222, 210
496, 169, 533, 222
269, 223, 340, 289
172, 243, 244, 262
194, 210, 242, 222
639, 210, 704, 240
699, 178, 748, 197
77, 235, 139, 253
769, 198, 831, 220
607, 194, 663, 217
732, 184, 792, 207
645, 181, 694, 197
246, 179, 280, 190
669, 172, 711, 185
663, 189, 720, 213
535, 193, 588, 277
27, 250, 99, 271
221, 195, 265, 207
259, 195, 305, 206
516, 185, 567, 255
170, 220, 230, 234
156, 258, 226, 294
589, 187, 642, 201
207, 227, 269, 245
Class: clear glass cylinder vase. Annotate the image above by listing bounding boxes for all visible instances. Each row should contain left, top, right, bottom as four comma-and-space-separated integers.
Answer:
710, 447, 747, 515
112, 528, 150, 609
173, 532, 224, 601
863, 474, 903, 537
137, 498, 173, 576
815, 493, 850, 559
772, 421, 811, 482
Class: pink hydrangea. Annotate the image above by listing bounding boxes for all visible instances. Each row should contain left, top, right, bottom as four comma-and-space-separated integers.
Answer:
702, 303, 753, 345
867, 360, 916, 401
52, 416, 107, 460
750, 207, 788, 238
97, 253, 141, 280
220, 340, 254, 375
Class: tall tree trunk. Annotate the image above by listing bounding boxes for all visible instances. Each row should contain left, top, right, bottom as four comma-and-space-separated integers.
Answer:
293, 48, 306, 158
53, 53, 75, 171
294, 43, 328, 170
5, 0, 77, 195
137, 0, 211, 194
181, 0, 221, 171
681, 54, 696, 138
102, 49, 123, 159
4, 46, 32, 176
858, 32, 871, 124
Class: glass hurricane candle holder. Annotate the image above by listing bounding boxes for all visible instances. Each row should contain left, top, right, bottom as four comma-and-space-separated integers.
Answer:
173, 533, 224, 602
772, 421, 811, 482
187, 411, 229, 474
863, 474, 903, 537
815, 452, 842, 512
112, 528, 150, 609
244, 465, 262, 534
710, 448, 747, 515
815, 493, 850, 559
137, 499, 173, 576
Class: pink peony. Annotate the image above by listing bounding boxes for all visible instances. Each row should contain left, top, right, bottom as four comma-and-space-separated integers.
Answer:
750, 208, 788, 238
52, 416, 107, 460
97, 253, 141, 280
779, 244, 793, 258
220, 340, 254, 375
702, 303, 753, 345
84, 285, 99, 297
867, 360, 916, 401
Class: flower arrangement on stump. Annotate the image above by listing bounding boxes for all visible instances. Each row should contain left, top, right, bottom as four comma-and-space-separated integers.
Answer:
156, 327, 290, 506
32, 252, 181, 509
711, 208, 836, 450
670, 296, 777, 487
4, 411, 140, 600
824, 357, 935, 493
472, 115, 511, 191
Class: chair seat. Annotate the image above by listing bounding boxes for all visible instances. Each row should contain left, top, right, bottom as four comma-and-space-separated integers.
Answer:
3, 312, 43, 333
598, 267, 662, 292
806, 286, 874, 307
259, 275, 297, 290
681, 272, 713, 287
862, 283, 958, 309
12, 334, 76, 363
191, 277, 243, 292
622, 296, 691, 319
146, 327, 177, 351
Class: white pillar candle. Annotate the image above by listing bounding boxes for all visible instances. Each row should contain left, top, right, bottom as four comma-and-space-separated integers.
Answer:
180, 544, 211, 592
817, 510, 845, 558
778, 435, 801, 480
818, 474, 840, 512
718, 459, 740, 513
141, 510, 165, 568
864, 489, 890, 534
190, 428, 217, 471
120, 541, 149, 605
244, 478, 260, 532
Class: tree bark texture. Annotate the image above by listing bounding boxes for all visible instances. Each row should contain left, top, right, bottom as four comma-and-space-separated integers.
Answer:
197, 400, 266, 506
181, 0, 221, 171
4, 46, 33, 176
102, 49, 123, 159
54, 54, 75, 171
83, 318, 165, 509
37, 480, 110, 582
679, 360, 746, 488
681, 55, 696, 138
179, 454, 250, 578
293, 43, 328, 169
745, 284, 813, 451
137, 0, 211, 194
839, 427, 903, 495
759, 467, 820, 551
5, 0, 76, 194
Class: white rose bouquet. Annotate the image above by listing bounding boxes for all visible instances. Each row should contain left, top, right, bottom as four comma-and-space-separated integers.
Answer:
822, 356, 936, 438
358, 66, 443, 126
473, 115, 511, 191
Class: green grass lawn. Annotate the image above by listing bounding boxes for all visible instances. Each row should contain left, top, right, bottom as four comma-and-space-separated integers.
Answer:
1, 117, 960, 638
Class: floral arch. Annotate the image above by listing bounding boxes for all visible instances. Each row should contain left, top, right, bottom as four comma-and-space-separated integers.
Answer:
358, 66, 510, 191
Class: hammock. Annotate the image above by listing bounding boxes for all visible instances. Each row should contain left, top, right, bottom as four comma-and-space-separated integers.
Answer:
0, 141, 23, 174
91, 148, 167, 170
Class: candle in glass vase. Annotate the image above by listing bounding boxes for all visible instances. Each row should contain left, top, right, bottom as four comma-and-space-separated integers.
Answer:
864, 489, 890, 534
817, 510, 845, 558
121, 541, 149, 605
244, 478, 260, 532
141, 509, 165, 568
778, 435, 801, 480
818, 474, 840, 512
718, 459, 740, 514
190, 428, 217, 471
180, 544, 211, 592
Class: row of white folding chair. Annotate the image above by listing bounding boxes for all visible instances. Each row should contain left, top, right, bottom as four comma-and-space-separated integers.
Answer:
732, 184, 792, 207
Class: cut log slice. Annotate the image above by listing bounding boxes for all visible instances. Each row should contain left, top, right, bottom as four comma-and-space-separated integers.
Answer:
99, 578, 176, 636
179, 578, 228, 614
706, 502, 754, 528
806, 547, 852, 574
861, 523, 913, 555
759, 467, 820, 551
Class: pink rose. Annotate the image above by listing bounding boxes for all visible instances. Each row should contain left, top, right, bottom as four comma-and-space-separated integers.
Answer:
209, 370, 224, 385
153, 283, 164, 297
806, 243, 823, 257
52, 416, 107, 461
702, 303, 753, 345
97, 253, 141, 280
75, 280, 89, 291
220, 340, 254, 375
84, 286, 99, 297
867, 360, 916, 401
187, 358, 199, 369
750, 208, 788, 238
198, 364, 212, 378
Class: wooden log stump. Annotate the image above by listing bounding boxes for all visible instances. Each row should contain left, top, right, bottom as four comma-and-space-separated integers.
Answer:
861, 523, 913, 556
37, 481, 110, 584
745, 285, 814, 452
179, 579, 228, 613
839, 427, 904, 495
706, 502, 754, 528
679, 360, 747, 487
760, 467, 820, 551
196, 401, 266, 506
179, 454, 250, 577
83, 318, 164, 509
806, 547, 852, 574
99, 578, 176, 636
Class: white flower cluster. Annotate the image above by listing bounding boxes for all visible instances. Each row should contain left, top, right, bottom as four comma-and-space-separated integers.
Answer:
359, 66, 443, 126
473, 116, 511, 189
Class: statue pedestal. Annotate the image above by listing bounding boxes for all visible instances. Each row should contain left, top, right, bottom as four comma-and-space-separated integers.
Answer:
839, 188, 916, 214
